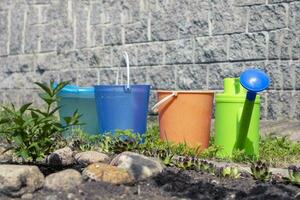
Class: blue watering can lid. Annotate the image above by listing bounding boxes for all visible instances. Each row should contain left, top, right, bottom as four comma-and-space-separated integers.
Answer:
240, 69, 270, 93
53, 82, 94, 95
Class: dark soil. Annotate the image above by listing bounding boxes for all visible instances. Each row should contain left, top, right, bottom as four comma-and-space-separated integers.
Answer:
29, 167, 300, 200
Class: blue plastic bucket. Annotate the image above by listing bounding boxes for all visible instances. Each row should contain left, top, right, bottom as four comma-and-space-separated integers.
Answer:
94, 52, 150, 134
56, 84, 99, 135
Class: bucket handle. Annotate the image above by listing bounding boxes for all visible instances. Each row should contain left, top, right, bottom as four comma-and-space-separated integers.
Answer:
115, 51, 130, 90
151, 92, 178, 112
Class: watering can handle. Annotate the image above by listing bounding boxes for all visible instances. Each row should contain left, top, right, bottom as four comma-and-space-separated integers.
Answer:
151, 92, 178, 112
115, 51, 130, 89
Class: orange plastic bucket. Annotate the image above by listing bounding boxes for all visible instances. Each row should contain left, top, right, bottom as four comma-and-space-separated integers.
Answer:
153, 90, 214, 149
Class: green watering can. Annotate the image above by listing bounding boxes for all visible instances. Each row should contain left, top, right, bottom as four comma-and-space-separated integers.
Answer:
214, 69, 270, 157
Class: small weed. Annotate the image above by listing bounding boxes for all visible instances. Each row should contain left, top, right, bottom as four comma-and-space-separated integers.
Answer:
250, 160, 272, 182
220, 166, 241, 179
287, 165, 300, 186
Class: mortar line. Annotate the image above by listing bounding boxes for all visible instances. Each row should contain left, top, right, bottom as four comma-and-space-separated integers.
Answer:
87, 5, 92, 47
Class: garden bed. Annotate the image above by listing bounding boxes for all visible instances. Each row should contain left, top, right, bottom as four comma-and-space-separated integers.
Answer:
4, 167, 298, 200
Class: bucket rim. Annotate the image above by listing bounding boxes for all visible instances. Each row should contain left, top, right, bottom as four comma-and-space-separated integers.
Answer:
156, 90, 215, 94
94, 84, 151, 87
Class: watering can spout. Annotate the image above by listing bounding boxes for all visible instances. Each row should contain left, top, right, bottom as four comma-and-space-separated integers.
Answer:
235, 69, 270, 150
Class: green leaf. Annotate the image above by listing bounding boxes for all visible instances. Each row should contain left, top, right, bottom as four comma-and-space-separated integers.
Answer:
53, 81, 70, 96
20, 103, 32, 115
35, 82, 53, 97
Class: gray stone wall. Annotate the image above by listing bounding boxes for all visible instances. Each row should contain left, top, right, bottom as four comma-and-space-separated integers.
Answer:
0, 0, 300, 120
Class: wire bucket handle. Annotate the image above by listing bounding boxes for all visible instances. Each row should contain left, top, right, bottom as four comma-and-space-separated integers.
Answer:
115, 51, 130, 90
152, 91, 178, 112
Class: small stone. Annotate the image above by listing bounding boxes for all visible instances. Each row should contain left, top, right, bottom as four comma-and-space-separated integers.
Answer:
0, 165, 44, 197
75, 151, 109, 165
0, 147, 13, 163
110, 151, 165, 181
82, 163, 134, 185
295, 192, 300, 200
21, 193, 33, 199
46, 147, 75, 166
44, 169, 82, 191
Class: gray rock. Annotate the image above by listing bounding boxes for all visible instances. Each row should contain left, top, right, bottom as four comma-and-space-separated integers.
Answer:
75, 151, 110, 165
211, 1, 247, 35
177, 64, 207, 90
46, 147, 75, 166
137, 43, 163, 66
104, 25, 122, 45
229, 33, 267, 61
125, 20, 148, 44
195, 36, 228, 63
0, 165, 44, 197
110, 151, 165, 181
248, 4, 286, 32
44, 169, 82, 191
0, 147, 13, 163
165, 39, 193, 64
148, 66, 176, 90
21, 193, 33, 199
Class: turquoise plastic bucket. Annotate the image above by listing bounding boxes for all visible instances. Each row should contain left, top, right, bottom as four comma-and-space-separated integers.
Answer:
56, 84, 99, 135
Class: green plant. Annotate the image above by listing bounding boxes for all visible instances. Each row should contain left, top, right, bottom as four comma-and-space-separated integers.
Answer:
260, 135, 300, 167
175, 156, 194, 170
0, 81, 81, 161
220, 166, 240, 178
250, 160, 271, 182
287, 165, 300, 185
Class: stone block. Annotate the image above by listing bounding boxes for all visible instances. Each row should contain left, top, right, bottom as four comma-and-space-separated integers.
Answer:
177, 64, 207, 90
260, 91, 267, 120
229, 33, 267, 61
3, 89, 20, 106
267, 91, 281, 120
99, 68, 118, 85
112, 45, 137, 67
120, 67, 148, 85
175, 1, 210, 38
125, 20, 148, 44
0, 11, 8, 56
151, 11, 178, 41
234, 0, 266, 6
77, 69, 99, 86
208, 63, 244, 90
24, 24, 40, 54
74, 3, 89, 48
56, 24, 74, 52
263, 61, 283, 90
296, 92, 300, 120
268, 29, 295, 60
40, 23, 57, 52
288, 2, 300, 32
148, 66, 175, 90
10, 2, 26, 54
195, 36, 228, 63
104, 25, 122, 45
279, 91, 297, 120
3, 54, 35, 73
92, 25, 103, 47
293, 61, 300, 90
27, 6, 39, 25
248, 4, 286, 32
39, 70, 60, 84
59, 70, 77, 85
165, 39, 193, 64
90, 47, 111, 67
8, 72, 40, 89
137, 43, 163, 66
211, 0, 247, 35
280, 61, 294, 90
90, 2, 103, 25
